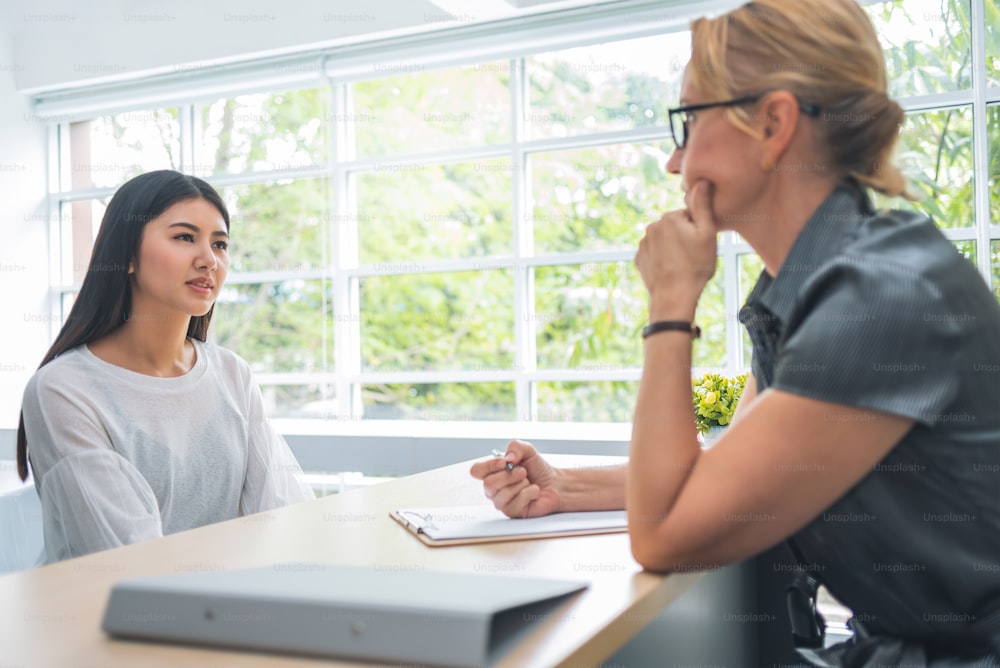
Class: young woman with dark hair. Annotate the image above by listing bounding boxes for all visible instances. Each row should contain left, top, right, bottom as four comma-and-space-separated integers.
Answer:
18, 170, 314, 563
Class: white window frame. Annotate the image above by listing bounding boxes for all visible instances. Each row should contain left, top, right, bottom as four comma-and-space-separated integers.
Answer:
32, 0, 1000, 474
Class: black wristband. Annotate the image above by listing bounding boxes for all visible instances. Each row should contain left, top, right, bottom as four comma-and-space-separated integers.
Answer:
641, 320, 701, 340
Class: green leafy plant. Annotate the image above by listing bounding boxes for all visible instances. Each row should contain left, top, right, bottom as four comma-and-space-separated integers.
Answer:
692, 372, 749, 434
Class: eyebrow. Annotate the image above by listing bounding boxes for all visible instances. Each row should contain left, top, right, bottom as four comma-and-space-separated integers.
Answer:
167, 221, 229, 237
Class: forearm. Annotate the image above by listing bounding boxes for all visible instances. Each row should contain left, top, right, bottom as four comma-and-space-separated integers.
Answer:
553, 464, 627, 511
627, 334, 701, 558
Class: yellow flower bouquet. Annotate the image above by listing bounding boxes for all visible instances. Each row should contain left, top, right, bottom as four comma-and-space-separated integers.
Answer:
692, 372, 749, 434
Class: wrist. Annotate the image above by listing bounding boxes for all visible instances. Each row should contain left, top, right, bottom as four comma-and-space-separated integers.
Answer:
642, 320, 700, 340
647, 294, 697, 322
548, 467, 572, 512
553, 466, 623, 512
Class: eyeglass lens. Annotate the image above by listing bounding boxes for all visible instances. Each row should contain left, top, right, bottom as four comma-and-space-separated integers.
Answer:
670, 112, 688, 150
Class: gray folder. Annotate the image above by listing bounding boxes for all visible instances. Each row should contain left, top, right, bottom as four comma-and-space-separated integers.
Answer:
102, 563, 588, 666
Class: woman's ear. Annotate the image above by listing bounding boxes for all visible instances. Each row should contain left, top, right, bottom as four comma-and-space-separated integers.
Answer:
758, 90, 800, 168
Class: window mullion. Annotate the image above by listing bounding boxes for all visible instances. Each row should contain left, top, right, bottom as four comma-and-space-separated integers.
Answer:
512, 55, 535, 421
177, 103, 194, 173
47, 124, 63, 340
721, 233, 742, 373
330, 80, 359, 420
971, 0, 992, 285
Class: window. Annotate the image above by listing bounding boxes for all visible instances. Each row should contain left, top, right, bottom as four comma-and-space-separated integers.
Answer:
868, 0, 996, 300
353, 63, 510, 156
195, 90, 328, 176
525, 32, 686, 139
45, 0, 1000, 428
987, 0, 1000, 85
873, 0, 971, 98
210, 173, 335, 417
886, 107, 974, 227
356, 161, 512, 263
992, 240, 1000, 300
66, 109, 180, 189
990, 104, 1000, 300
60, 110, 179, 284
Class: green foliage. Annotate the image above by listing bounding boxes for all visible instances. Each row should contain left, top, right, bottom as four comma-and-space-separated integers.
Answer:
875, 107, 975, 228
693, 260, 726, 369
525, 32, 685, 140
82, 108, 180, 188
215, 279, 332, 374
352, 64, 510, 157
992, 241, 1000, 301
692, 372, 749, 433
532, 143, 678, 254
362, 382, 515, 420
220, 178, 327, 272
869, 0, 971, 98
198, 89, 327, 173
210, 176, 332, 383
360, 270, 515, 373
988, 0, 1000, 85
357, 161, 511, 264
535, 381, 638, 422
989, 106, 1000, 229
535, 262, 644, 369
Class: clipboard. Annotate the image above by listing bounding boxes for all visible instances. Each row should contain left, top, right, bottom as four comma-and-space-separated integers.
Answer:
390, 505, 628, 547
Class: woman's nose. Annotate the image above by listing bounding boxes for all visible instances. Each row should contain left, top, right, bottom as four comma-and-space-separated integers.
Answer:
665, 147, 682, 175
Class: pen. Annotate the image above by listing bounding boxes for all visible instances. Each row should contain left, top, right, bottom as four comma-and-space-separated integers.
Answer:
491, 448, 515, 472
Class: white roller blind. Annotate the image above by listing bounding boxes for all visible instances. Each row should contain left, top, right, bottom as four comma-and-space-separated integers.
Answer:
29, 0, 728, 122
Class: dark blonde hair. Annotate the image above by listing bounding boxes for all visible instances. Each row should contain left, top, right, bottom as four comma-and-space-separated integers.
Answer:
689, 0, 913, 198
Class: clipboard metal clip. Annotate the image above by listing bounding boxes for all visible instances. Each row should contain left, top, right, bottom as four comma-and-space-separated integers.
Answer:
398, 511, 439, 534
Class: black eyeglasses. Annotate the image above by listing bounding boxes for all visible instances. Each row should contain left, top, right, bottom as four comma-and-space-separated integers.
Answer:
667, 94, 821, 150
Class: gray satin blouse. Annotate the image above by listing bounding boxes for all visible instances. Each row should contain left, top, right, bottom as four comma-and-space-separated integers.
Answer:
739, 181, 1000, 650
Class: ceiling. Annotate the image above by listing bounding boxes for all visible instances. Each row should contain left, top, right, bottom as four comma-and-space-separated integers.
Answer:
2, 0, 629, 93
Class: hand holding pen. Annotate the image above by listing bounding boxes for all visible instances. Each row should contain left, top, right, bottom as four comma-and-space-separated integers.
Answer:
469, 440, 563, 518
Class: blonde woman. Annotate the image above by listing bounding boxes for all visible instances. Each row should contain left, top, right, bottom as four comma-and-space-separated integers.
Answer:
472, 0, 1000, 664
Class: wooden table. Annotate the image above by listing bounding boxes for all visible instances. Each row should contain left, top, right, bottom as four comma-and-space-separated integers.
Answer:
0, 455, 702, 667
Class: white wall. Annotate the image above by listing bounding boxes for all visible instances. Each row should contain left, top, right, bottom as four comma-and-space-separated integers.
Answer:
0, 27, 49, 441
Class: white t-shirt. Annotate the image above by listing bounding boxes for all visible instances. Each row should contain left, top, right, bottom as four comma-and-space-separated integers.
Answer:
21, 339, 315, 562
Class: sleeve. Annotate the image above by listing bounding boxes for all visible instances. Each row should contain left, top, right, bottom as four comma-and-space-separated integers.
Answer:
239, 373, 315, 516
22, 373, 162, 562
38, 450, 161, 563
772, 258, 961, 425
22, 369, 163, 563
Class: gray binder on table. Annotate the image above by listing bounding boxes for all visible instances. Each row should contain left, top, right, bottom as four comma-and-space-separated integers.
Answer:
102, 563, 588, 667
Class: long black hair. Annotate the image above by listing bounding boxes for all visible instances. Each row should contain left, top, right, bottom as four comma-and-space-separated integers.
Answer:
16, 170, 230, 481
